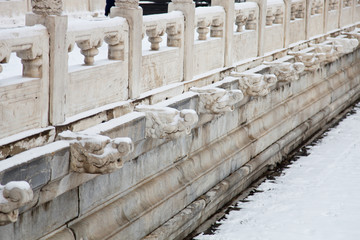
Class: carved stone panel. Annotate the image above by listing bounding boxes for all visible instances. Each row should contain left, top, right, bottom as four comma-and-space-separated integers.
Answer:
190, 87, 244, 114
231, 72, 277, 97
135, 106, 198, 139
32, 0, 63, 16
0, 181, 33, 226
59, 131, 134, 174
264, 61, 305, 82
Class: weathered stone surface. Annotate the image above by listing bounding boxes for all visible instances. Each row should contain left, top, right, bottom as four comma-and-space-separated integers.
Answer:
0, 182, 33, 226
0, 189, 78, 240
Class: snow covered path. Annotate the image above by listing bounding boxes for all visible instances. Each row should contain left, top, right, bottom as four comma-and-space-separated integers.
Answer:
196, 104, 360, 240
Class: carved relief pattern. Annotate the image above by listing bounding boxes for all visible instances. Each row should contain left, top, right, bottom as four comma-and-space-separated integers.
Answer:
0, 181, 33, 226
190, 87, 244, 114
60, 131, 134, 174
231, 72, 277, 97
265, 62, 305, 82
31, 0, 63, 16
136, 106, 198, 139
310, 43, 342, 63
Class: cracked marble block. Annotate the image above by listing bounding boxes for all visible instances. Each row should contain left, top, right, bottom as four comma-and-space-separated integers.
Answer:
59, 131, 134, 174
190, 87, 244, 114
0, 182, 33, 226
264, 62, 305, 82
135, 105, 198, 139
231, 72, 277, 97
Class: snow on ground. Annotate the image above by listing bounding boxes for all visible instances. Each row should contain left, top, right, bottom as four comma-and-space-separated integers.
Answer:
196, 104, 360, 240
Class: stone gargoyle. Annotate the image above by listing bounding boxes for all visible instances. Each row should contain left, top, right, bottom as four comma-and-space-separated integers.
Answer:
328, 37, 359, 55
264, 61, 305, 82
59, 131, 134, 174
310, 43, 342, 63
135, 105, 198, 139
288, 51, 326, 71
190, 87, 244, 114
231, 72, 277, 97
0, 181, 33, 226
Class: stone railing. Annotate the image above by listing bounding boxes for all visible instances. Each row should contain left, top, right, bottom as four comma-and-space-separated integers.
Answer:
0, 25, 49, 139
290, 0, 305, 43
264, 0, 286, 53
66, 17, 129, 117
142, 11, 185, 93
234, 2, 259, 61
0, 0, 360, 148
0, 0, 104, 18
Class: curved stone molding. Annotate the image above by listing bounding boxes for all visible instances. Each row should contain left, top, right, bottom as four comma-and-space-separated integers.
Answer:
135, 105, 198, 139
0, 181, 33, 226
190, 87, 244, 114
231, 72, 277, 97
59, 131, 134, 174
288, 51, 326, 71
328, 38, 359, 55
31, 0, 63, 16
264, 61, 305, 82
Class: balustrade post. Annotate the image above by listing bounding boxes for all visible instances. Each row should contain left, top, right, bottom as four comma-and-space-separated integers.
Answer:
168, 0, 195, 82
110, 0, 143, 99
248, 0, 267, 56
305, 0, 313, 39
212, 0, 234, 67
25, 0, 68, 125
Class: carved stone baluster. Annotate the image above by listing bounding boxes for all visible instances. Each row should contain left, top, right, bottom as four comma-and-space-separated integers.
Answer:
315, 1, 322, 13
311, 1, 316, 15
197, 20, 210, 40
146, 28, 164, 51
291, 4, 297, 20
21, 57, 42, 78
0, 181, 33, 226
235, 14, 247, 32
104, 33, 124, 60
135, 105, 198, 139
274, 9, 283, 24
76, 39, 102, 65
245, 12, 257, 30
266, 10, 274, 26
190, 87, 244, 114
166, 25, 181, 47
210, 18, 223, 38
296, 4, 304, 18
16, 45, 43, 78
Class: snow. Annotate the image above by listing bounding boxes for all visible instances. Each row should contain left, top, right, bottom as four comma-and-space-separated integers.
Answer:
196, 103, 360, 240
3, 181, 31, 191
